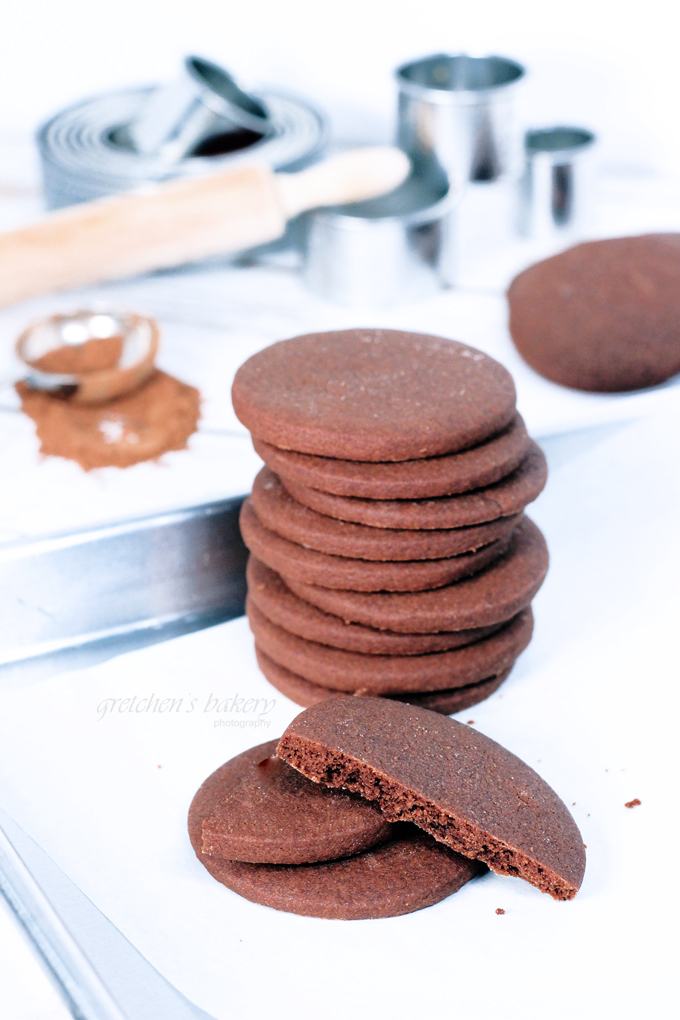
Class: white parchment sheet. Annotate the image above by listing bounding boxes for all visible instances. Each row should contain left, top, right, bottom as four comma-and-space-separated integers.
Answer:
0, 400, 678, 1020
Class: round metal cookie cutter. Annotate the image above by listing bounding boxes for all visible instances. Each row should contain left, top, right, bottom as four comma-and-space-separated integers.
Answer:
38, 83, 327, 208
396, 53, 525, 190
303, 169, 458, 306
517, 126, 596, 239
17, 311, 160, 404
128, 56, 272, 160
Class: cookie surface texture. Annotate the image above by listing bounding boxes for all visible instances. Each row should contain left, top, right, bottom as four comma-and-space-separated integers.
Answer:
240, 497, 511, 592
250, 467, 521, 561
187, 739, 391, 865
280, 442, 547, 530
252, 413, 529, 499
508, 234, 680, 391
191, 821, 485, 920
232, 329, 517, 461
247, 597, 533, 694
277, 698, 586, 900
247, 558, 504, 654
284, 516, 549, 633
255, 646, 511, 715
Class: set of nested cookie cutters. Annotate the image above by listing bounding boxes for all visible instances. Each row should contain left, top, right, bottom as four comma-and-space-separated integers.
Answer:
306, 54, 595, 305
37, 53, 595, 307
38, 56, 328, 208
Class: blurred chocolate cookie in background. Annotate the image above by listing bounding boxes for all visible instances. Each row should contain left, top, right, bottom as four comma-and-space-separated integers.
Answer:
508, 234, 680, 392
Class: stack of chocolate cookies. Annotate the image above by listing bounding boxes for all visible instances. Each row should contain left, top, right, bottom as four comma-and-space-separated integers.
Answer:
232, 328, 549, 715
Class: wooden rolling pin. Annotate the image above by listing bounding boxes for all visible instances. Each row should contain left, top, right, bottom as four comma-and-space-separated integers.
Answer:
0, 147, 410, 307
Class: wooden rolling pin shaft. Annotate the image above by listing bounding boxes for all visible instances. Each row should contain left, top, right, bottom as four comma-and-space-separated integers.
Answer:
0, 147, 410, 307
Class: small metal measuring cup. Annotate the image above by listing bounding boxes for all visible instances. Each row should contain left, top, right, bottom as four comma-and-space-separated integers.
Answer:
517, 126, 596, 238
303, 169, 456, 306
395, 53, 525, 190
17, 311, 159, 404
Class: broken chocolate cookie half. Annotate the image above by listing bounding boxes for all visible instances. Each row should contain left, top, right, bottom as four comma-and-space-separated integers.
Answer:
189, 699, 584, 917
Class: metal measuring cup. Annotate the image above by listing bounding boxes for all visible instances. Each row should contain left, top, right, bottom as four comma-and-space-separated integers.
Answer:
517, 126, 596, 238
395, 53, 525, 191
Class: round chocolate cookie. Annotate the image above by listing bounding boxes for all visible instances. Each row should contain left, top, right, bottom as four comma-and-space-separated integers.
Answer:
250, 467, 521, 561
284, 516, 548, 633
389, 672, 510, 714
247, 557, 505, 654
240, 498, 512, 592
252, 413, 529, 499
281, 442, 547, 530
508, 234, 680, 392
187, 740, 391, 865
247, 597, 533, 694
232, 329, 517, 461
192, 822, 485, 920
255, 645, 512, 715
278, 698, 586, 901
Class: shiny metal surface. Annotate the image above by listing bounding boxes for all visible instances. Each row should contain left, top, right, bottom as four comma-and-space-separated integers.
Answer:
38, 88, 326, 208
517, 126, 596, 238
129, 56, 271, 160
0, 807, 216, 1019
0, 815, 128, 1020
0, 498, 248, 667
303, 171, 457, 305
396, 53, 525, 189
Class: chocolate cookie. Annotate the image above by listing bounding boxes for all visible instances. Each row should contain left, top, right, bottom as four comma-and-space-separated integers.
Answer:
508, 234, 680, 391
252, 413, 530, 499
247, 597, 533, 694
247, 558, 504, 654
389, 673, 510, 714
250, 467, 521, 561
277, 698, 586, 900
284, 516, 548, 633
187, 740, 391, 865
192, 823, 485, 920
281, 442, 547, 530
232, 329, 517, 461
255, 645, 511, 715
240, 498, 512, 592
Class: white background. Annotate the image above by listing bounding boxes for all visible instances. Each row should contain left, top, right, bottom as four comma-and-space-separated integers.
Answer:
1, 0, 680, 172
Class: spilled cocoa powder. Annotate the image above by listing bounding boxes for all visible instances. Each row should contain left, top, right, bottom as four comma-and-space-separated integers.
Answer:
16, 370, 201, 470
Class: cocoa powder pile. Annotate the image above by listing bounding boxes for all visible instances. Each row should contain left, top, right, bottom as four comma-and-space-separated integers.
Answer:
17, 370, 201, 471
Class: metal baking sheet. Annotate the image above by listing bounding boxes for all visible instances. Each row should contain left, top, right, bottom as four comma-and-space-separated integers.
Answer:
0, 497, 248, 669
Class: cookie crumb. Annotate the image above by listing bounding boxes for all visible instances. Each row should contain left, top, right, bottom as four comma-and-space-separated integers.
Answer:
625, 798, 641, 809
495, 908, 505, 915
157, 765, 161, 769
467, 719, 475, 725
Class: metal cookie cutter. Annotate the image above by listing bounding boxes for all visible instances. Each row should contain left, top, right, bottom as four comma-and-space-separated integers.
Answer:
303, 169, 457, 306
128, 55, 271, 160
517, 126, 596, 239
396, 53, 525, 190
38, 57, 326, 208
17, 311, 159, 404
